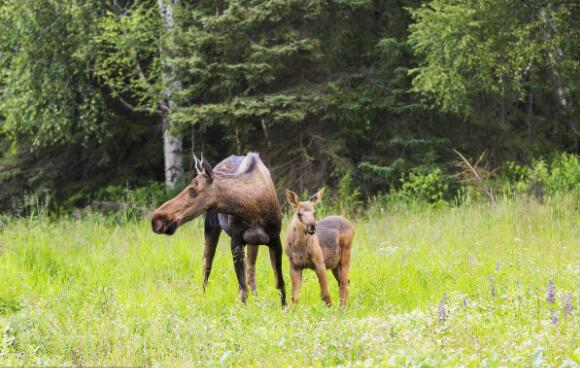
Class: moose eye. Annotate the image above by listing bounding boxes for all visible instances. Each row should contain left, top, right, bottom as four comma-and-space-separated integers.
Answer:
189, 187, 197, 197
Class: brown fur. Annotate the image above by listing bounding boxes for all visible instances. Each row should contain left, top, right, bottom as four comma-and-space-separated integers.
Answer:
151, 153, 286, 306
285, 189, 355, 307
151, 153, 281, 233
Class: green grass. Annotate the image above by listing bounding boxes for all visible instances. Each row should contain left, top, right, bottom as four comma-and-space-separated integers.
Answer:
0, 195, 579, 367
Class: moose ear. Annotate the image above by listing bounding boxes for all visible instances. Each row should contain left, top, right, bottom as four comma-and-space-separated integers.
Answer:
309, 188, 325, 206
193, 153, 203, 174
199, 153, 213, 181
286, 190, 299, 208
202, 159, 213, 180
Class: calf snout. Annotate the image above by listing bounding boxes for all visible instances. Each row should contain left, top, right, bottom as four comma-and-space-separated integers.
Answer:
151, 213, 178, 235
306, 223, 316, 235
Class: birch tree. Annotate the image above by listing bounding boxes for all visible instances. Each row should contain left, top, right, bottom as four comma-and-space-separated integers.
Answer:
0, 0, 108, 147
158, 0, 183, 188
92, 0, 184, 188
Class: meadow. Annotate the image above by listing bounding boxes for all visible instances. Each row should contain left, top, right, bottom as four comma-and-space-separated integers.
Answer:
0, 195, 579, 367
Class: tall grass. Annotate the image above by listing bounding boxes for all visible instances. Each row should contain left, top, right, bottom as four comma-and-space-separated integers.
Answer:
0, 194, 578, 366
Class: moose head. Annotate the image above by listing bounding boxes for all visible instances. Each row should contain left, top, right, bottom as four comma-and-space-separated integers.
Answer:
151, 154, 217, 235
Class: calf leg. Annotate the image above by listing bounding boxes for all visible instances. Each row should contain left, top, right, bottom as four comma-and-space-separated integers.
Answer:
202, 212, 221, 292
338, 247, 352, 307
231, 238, 248, 304
314, 262, 332, 306
268, 236, 287, 307
290, 267, 303, 304
246, 244, 259, 293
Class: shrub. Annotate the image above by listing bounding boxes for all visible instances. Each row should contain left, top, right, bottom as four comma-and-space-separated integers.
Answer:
398, 167, 451, 204
505, 153, 580, 194
539, 153, 580, 192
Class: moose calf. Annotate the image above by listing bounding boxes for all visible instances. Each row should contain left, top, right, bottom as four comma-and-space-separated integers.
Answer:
285, 189, 355, 306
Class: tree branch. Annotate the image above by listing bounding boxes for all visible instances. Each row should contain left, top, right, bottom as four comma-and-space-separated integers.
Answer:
453, 149, 496, 205
106, 84, 163, 117
133, 56, 168, 113
110, 0, 128, 16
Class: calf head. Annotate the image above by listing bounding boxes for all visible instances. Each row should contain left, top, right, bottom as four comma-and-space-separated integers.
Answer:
286, 188, 325, 235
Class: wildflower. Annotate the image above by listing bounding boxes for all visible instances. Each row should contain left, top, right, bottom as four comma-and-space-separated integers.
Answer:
438, 293, 447, 322
495, 262, 500, 272
564, 292, 573, 316
463, 295, 468, 307
552, 311, 559, 325
546, 278, 555, 304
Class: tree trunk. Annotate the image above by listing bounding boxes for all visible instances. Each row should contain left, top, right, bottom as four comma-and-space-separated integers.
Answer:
544, 8, 577, 149
162, 118, 183, 187
544, 8, 568, 110
158, 0, 183, 189
526, 87, 533, 140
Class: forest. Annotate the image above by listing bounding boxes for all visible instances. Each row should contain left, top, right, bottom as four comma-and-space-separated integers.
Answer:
1, 0, 579, 210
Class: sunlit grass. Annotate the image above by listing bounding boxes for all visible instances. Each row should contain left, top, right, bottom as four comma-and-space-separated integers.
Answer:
1, 195, 579, 366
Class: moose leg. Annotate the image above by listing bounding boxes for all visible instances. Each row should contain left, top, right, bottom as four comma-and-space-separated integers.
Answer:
231, 238, 248, 303
331, 267, 341, 286
202, 212, 221, 292
314, 262, 332, 306
290, 267, 303, 304
246, 244, 259, 294
268, 236, 287, 307
338, 248, 352, 307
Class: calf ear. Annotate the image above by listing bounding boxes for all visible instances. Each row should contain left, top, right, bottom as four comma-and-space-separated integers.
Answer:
309, 188, 325, 206
286, 190, 300, 208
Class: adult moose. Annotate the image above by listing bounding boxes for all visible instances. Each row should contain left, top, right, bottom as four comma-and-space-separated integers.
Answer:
151, 153, 286, 306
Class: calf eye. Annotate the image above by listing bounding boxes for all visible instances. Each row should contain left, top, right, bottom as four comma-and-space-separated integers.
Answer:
189, 187, 197, 197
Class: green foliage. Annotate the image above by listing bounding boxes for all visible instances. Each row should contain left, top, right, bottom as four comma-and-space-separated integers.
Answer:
506, 153, 580, 194
358, 159, 405, 192
172, 0, 327, 132
333, 172, 362, 214
398, 166, 451, 204
92, 2, 163, 113
0, 0, 109, 147
408, 0, 580, 115
0, 0, 579, 211
408, 0, 580, 156
94, 181, 177, 209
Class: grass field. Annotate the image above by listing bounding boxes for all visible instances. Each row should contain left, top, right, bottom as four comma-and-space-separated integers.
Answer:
0, 195, 579, 367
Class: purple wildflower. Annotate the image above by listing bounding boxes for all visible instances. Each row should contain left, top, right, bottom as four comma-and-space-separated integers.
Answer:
495, 262, 500, 272
463, 295, 468, 307
552, 311, 559, 325
546, 278, 555, 304
438, 293, 447, 322
564, 292, 573, 316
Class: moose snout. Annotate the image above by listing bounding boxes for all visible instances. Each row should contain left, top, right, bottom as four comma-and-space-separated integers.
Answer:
306, 223, 316, 235
151, 213, 178, 235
